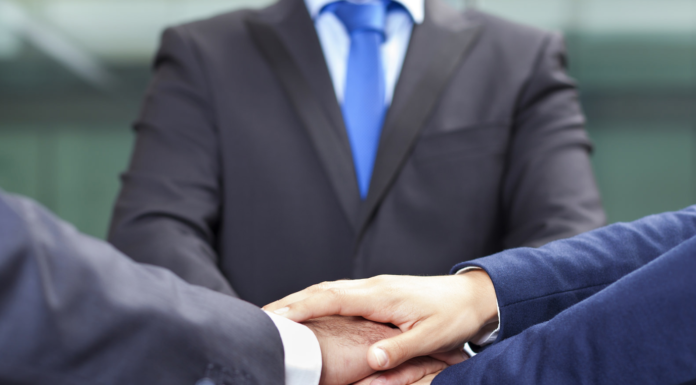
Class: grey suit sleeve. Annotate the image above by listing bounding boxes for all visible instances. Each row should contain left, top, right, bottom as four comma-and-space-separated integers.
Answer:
108, 26, 235, 296
0, 192, 284, 385
502, 32, 605, 248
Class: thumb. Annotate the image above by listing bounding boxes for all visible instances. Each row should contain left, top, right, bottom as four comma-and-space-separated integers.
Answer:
367, 325, 443, 371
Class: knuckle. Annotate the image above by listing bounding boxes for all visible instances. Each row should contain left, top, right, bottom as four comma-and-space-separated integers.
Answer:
371, 274, 386, 283
326, 287, 345, 298
371, 274, 393, 284
310, 282, 331, 293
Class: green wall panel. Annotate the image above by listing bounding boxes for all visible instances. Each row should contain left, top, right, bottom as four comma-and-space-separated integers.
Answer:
0, 128, 42, 199
589, 124, 696, 223
568, 34, 696, 90
0, 126, 132, 239
51, 128, 133, 239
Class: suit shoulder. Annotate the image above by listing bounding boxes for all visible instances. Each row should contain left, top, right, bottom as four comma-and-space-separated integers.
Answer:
462, 9, 564, 70
167, 7, 256, 41
465, 9, 557, 47
163, 0, 288, 46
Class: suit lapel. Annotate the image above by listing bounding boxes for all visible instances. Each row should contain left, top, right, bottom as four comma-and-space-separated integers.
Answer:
246, 0, 361, 230
271, 0, 349, 140
356, 0, 483, 241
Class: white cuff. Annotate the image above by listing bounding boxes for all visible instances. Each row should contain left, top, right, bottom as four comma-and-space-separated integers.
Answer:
265, 311, 322, 385
456, 267, 500, 346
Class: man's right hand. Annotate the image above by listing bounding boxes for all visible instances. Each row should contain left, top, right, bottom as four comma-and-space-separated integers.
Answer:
266, 271, 499, 373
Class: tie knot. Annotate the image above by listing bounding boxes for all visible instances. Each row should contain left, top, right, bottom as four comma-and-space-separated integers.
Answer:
330, 1, 388, 36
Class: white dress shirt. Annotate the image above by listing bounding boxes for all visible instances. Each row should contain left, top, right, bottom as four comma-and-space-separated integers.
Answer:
306, 0, 424, 105
265, 311, 323, 385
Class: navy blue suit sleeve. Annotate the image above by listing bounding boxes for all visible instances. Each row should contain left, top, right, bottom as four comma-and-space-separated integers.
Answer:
438, 234, 696, 385
0, 192, 284, 385
452, 205, 696, 342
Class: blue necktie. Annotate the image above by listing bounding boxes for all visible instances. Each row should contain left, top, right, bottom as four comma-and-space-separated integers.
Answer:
332, 1, 388, 199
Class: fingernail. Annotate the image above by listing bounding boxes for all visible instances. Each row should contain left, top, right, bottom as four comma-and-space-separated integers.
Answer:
274, 307, 289, 315
371, 377, 386, 385
373, 347, 388, 367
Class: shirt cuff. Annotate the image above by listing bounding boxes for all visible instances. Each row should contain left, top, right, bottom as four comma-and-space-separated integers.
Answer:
456, 267, 500, 346
264, 311, 322, 385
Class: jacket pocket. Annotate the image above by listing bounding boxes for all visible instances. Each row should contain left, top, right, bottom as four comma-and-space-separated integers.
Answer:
413, 123, 510, 165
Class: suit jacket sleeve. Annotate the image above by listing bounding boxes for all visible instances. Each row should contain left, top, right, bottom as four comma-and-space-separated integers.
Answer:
502, 32, 605, 248
108, 26, 235, 295
452, 204, 696, 342
0, 192, 284, 385
439, 231, 696, 385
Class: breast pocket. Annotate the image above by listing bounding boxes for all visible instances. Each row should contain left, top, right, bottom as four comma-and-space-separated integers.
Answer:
413, 123, 511, 166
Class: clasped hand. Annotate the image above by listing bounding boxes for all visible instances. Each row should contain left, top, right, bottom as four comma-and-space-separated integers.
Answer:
263, 271, 499, 385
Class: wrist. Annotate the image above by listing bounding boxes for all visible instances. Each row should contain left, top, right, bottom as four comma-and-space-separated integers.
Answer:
461, 270, 499, 330
302, 322, 328, 384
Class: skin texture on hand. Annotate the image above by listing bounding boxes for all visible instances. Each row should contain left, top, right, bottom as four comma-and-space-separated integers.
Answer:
353, 357, 452, 385
265, 271, 498, 373
302, 316, 400, 385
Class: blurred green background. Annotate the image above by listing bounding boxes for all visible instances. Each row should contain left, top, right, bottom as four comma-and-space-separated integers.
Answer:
1, 0, 695, 239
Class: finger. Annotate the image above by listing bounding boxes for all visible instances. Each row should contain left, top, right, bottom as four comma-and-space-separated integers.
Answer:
263, 279, 366, 313
412, 372, 441, 385
352, 373, 381, 385
429, 348, 468, 366
263, 288, 314, 312
272, 286, 385, 323
367, 322, 450, 370
369, 357, 447, 385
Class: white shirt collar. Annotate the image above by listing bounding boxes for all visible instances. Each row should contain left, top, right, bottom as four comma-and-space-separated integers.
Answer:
304, 0, 424, 24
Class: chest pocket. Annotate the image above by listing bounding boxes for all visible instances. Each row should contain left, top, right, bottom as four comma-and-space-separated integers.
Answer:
413, 122, 511, 166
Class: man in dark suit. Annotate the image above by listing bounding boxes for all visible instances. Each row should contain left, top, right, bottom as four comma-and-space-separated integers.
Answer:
0, 190, 411, 385
267, 205, 696, 384
109, 0, 605, 307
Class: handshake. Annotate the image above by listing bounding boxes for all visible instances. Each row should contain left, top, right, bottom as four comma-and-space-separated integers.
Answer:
2, 193, 692, 385
263, 271, 499, 385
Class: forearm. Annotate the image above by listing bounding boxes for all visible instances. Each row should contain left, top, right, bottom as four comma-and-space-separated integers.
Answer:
109, 212, 236, 296
0, 193, 282, 384
454, 205, 696, 340
109, 168, 234, 296
438, 236, 696, 385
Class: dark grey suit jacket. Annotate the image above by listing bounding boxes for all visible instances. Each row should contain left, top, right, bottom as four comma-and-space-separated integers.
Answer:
0, 192, 284, 385
109, 0, 605, 306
